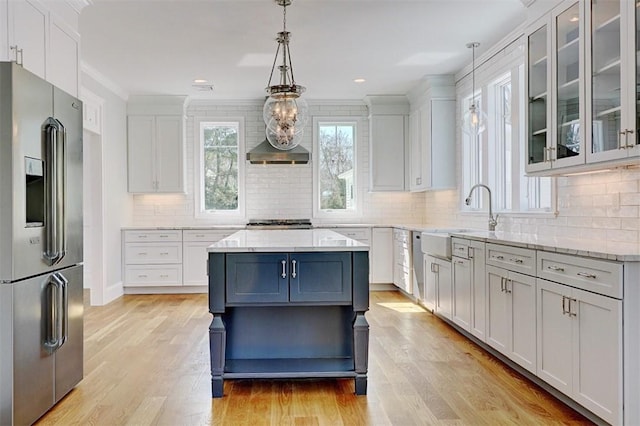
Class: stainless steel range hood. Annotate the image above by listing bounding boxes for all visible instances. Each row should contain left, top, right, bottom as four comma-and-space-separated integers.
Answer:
246, 139, 310, 164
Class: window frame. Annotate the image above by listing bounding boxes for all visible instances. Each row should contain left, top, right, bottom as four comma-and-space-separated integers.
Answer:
459, 40, 555, 217
194, 117, 246, 219
312, 116, 363, 219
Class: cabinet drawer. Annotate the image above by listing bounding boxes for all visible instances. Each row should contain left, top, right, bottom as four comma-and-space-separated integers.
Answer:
124, 243, 182, 264
486, 243, 536, 276
183, 229, 235, 242
452, 238, 470, 259
125, 265, 182, 286
124, 230, 181, 243
537, 251, 622, 299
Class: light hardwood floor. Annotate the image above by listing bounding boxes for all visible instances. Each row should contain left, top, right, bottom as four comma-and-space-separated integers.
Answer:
36, 291, 590, 425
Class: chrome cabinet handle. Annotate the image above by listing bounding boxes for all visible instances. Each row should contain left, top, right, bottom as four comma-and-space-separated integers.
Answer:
281, 260, 287, 279
568, 298, 577, 317
494, 255, 504, 260
468, 247, 474, 259
577, 272, 596, 279
562, 295, 568, 315
626, 130, 635, 148
291, 259, 297, 278
619, 130, 627, 149
137, 235, 148, 238
505, 279, 512, 294
431, 263, 439, 273
547, 265, 564, 272
510, 258, 523, 264
500, 276, 506, 292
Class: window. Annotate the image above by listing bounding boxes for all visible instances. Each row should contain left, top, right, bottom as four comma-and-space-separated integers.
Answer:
313, 118, 360, 217
196, 119, 244, 216
461, 45, 553, 216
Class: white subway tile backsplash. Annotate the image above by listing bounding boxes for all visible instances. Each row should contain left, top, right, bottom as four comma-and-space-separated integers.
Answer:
131, 100, 426, 227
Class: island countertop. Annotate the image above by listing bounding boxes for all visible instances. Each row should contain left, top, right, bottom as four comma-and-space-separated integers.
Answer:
207, 229, 370, 253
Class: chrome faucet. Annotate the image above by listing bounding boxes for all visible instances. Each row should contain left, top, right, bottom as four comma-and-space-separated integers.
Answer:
465, 184, 498, 231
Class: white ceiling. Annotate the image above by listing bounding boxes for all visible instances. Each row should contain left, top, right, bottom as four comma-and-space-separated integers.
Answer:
79, 0, 527, 100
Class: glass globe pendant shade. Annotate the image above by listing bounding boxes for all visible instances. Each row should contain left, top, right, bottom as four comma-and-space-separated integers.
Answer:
462, 103, 487, 136
263, 94, 308, 150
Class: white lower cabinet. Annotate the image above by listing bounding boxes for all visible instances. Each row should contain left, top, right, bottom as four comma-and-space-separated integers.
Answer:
392, 228, 413, 294
451, 238, 486, 340
183, 230, 234, 286
537, 263, 623, 425
424, 255, 452, 319
371, 227, 393, 283
486, 265, 537, 374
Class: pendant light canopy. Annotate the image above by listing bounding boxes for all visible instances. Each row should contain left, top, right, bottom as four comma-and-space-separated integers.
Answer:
263, 0, 309, 150
462, 42, 487, 137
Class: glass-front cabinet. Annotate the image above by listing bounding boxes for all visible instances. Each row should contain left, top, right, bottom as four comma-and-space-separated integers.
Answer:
525, 0, 639, 174
587, 0, 639, 161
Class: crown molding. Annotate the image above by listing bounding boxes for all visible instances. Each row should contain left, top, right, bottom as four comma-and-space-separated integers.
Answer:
81, 61, 129, 101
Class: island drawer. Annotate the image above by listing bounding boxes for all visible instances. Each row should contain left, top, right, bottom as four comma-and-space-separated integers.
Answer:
124, 230, 181, 243
537, 251, 622, 299
486, 243, 536, 276
124, 242, 182, 264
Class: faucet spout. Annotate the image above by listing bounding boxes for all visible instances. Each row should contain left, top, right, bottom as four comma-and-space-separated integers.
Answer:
465, 184, 498, 231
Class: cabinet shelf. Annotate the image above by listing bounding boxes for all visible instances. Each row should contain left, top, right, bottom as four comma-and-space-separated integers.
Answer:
594, 59, 621, 76
558, 37, 579, 54
596, 106, 622, 118
593, 13, 620, 33
532, 55, 548, 67
531, 92, 547, 101
532, 128, 548, 136
224, 358, 356, 378
558, 78, 580, 98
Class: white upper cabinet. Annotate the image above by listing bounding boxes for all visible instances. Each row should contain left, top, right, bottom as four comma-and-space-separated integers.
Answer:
408, 76, 456, 192
127, 96, 187, 193
47, 13, 80, 97
525, 0, 639, 175
0, 0, 81, 97
365, 96, 409, 192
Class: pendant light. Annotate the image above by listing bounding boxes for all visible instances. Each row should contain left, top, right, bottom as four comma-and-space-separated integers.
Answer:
263, 0, 309, 150
462, 42, 487, 137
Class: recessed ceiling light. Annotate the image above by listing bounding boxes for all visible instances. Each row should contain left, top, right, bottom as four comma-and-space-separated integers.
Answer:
569, 15, 579, 22
353, 78, 366, 83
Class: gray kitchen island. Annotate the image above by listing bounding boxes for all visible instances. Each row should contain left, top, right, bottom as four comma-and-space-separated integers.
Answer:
207, 229, 370, 397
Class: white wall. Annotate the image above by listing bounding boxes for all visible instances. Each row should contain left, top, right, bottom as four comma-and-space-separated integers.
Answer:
130, 100, 426, 226
81, 69, 132, 304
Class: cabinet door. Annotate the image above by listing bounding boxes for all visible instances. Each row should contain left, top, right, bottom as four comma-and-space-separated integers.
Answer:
526, 16, 553, 172
409, 109, 423, 191
486, 265, 509, 354
423, 255, 437, 312
155, 115, 185, 193
429, 99, 455, 189
469, 242, 486, 341
572, 287, 622, 425
552, 0, 585, 168
452, 257, 471, 331
289, 252, 352, 303
183, 242, 210, 286
47, 14, 79, 97
622, 0, 640, 156
536, 278, 573, 395
127, 115, 155, 192
371, 227, 393, 283
370, 114, 406, 191
434, 258, 452, 319
226, 253, 288, 304
508, 271, 537, 373
8, 0, 47, 79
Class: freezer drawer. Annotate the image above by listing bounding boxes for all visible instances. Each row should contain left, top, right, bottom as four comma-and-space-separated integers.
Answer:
0, 265, 83, 426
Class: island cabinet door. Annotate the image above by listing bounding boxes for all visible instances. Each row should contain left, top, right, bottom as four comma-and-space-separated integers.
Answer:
226, 253, 289, 304
289, 253, 352, 303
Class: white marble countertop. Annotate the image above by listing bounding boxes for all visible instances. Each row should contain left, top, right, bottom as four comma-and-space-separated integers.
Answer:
451, 230, 640, 262
207, 229, 369, 253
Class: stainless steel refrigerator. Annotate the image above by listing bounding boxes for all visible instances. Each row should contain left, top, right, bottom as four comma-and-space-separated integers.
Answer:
0, 61, 84, 426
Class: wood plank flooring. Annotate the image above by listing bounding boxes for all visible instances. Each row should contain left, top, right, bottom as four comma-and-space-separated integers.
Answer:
35, 291, 591, 425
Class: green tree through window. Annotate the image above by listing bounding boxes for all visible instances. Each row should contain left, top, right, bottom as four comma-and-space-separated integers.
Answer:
202, 123, 239, 211
319, 123, 355, 210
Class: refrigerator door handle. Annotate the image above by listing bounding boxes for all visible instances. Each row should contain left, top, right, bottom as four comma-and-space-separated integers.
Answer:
44, 274, 62, 353
42, 118, 67, 266
56, 272, 69, 347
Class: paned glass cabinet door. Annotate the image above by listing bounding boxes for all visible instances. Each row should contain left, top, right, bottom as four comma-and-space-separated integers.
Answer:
589, 0, 622, 158
555, 3, 583, 163
527, 24, 550, 168
635, 0, 639, 149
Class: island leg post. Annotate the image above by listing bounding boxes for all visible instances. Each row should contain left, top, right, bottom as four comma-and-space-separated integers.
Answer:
209, 315, 226, 397
353, 312, 369, 395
